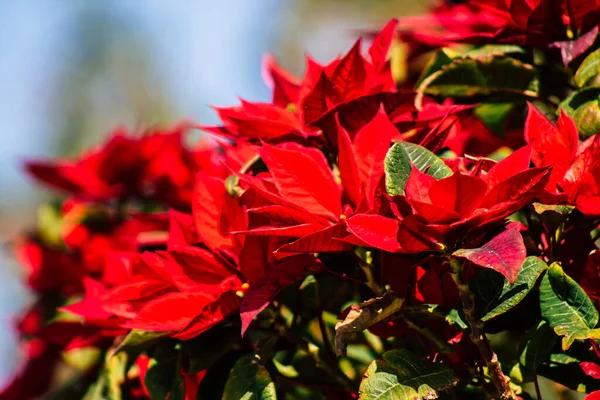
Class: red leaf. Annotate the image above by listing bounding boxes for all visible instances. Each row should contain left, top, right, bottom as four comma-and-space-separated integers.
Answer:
428, 173, 488, 218
260, 143, 341, 220
552, 25, 599, 64
482, 167, 551, 208
240, 255, 320, 335
419, 113, 456, 153
301, 71, 337, 125
126, 292, 216, 332
174, 291, 241, 340
262, 54, 300, 107
330, 39, 368, 101
587, 390, 600, 400
193, 172, 236, 251
485, 145, 532, 190
581, 361, 600, 379
276, 222, 353, 253
231, 223, 324, 238
369, 18, 398, 71
453, 223, 526, 284
525, 104, 578, 191
337, 118, 362, 205
345, 214, 401, 252
248, 205, 327, 226
353, 107, 397, 207
580, 250, 600, 308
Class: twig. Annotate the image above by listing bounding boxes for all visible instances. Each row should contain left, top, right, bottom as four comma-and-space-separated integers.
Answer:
315, 278, 335, 360
533, 369, 543, 400
448, 257, 517, 400
590, 339, 600, 361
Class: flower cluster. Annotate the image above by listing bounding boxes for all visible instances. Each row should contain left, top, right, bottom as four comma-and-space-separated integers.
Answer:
6, 1, 600, 399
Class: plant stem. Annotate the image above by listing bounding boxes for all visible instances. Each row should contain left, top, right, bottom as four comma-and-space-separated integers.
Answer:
404, 316, 454, 354
533, 369, 543, 400
590, 339, 600, 361
448, 257, 517, 400
315, 279, 335, 360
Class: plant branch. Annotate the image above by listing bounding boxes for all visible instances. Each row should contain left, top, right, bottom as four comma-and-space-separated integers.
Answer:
448, 257, 517, 400
533, 369, 543, 400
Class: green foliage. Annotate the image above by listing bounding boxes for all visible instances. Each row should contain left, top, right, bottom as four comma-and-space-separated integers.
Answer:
222, 354, 277, 400
145, 342, 185, 400
575, 47, 600, 87
384, 142, 453, 196
559, 88, 600, 137
417, 55, 539, 99
358, 349, 457, 400
519, 321, 557, 370
471, 257, 548, 322
539, 264, 600, 350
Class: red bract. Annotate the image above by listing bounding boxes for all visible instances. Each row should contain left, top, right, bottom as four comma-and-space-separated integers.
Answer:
525, 103, 600, 215
201, 19, 405, 146
399, 0, 600, 49
62, 246, 243, 340
12, 9, 600, 400
350, 146, 549, 252
25, 124, 227, 208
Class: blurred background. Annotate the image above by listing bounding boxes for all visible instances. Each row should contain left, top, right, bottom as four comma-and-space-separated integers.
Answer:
0, 0, 423, 386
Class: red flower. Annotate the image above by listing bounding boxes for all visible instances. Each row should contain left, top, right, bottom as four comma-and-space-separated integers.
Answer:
25, 124, 225, 208
348, 146, 550, 252
525, 103, 600, 215
398, 0, 600, 50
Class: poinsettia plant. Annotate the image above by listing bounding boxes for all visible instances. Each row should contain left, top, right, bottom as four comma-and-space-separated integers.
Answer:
7, 0, 600, 399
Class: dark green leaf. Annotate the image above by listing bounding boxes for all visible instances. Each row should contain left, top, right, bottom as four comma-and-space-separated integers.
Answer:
384, 142, 453, 196
184, 324, 240, 374
575, 47, 600, 87
359, 349, 457, 400
471, 257, 548, 321
109, 330, 166, 359
417, 56, 539, 99
532, 203, 574, 216
519, 321, 557, 370
222, 354, 277, 400
145, 342, 184, 400
539, 263, 600, 350
473, 101, 515, 137
416, 49, 453, 86
464, 45, 526, 59
559, 88, 600, 137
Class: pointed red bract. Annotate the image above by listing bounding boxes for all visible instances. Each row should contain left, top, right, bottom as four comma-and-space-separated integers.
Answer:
453, 223, 526, 284
240, 255, 320, 335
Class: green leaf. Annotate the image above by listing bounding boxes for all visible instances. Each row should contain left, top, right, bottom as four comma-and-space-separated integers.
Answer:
359, 349, 457, 400
109, 330, 166, 359
145, 342, 184, 400
416, 49, 454, 86
222, 354, 277, 400
335, 291, 404, 356
83, 352, 128, 400
464, 45, 526, 59
559, 88, 600, 137
62, 347, 101, 372
519, 321, 557, 370
384, 142, 453, 196
471, 257, 548, 321
417, 55, 539, 99
575, 47, 600, 87
473, 101, 515, 137
183, 324, 239, 374
532, 203, 574, 216
540, 263, 599, 350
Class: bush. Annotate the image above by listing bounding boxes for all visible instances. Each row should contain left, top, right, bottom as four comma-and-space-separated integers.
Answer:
6, 2, 600, 399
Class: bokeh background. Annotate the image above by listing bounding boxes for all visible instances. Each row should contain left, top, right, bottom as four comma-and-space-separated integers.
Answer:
0, 0, 423, 386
